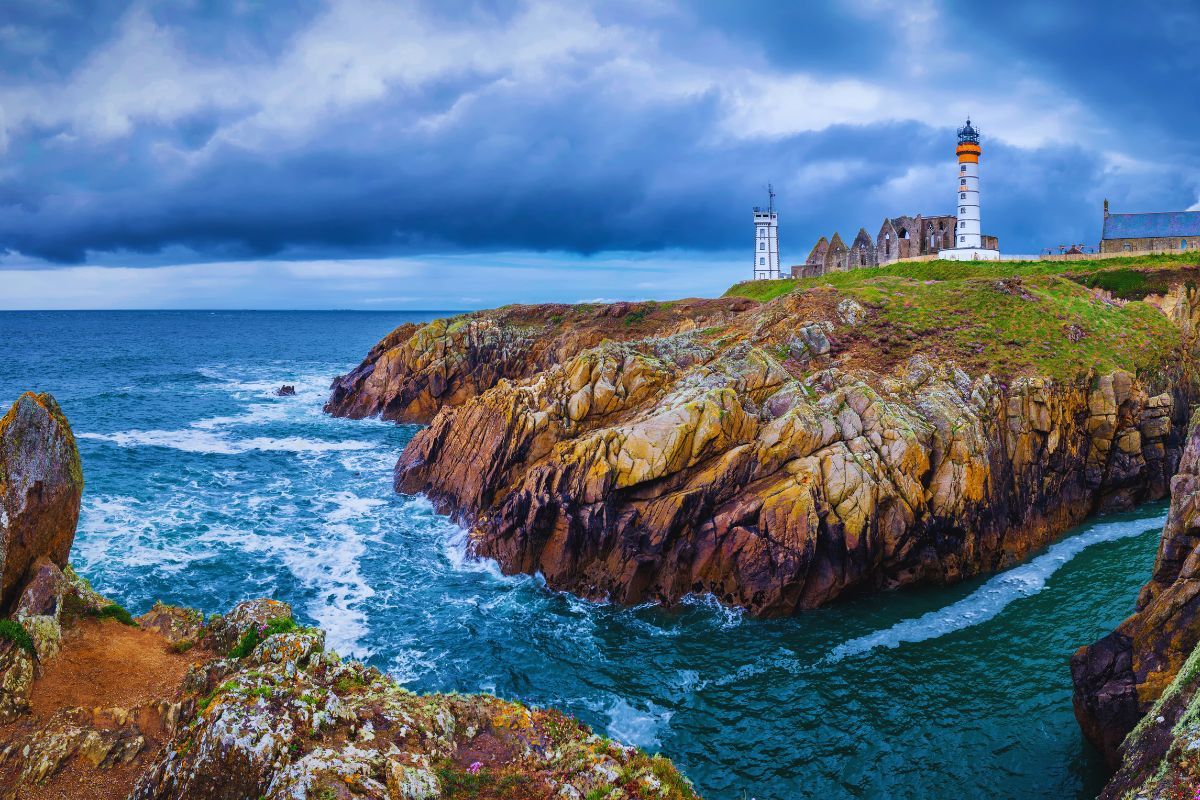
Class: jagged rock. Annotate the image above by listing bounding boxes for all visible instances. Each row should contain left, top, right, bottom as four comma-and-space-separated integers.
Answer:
0, 638, 33, 723
275, 384, 297, 396
836, 297, 866, 326
397, 341, 1186, 613
0, 392, 83, 610
130, 607, 698, 800
137, 601, 205, 647
1073, 408, 1200, 768
324, 299, 756, 423
14, 557, 68, 662
205, 598, 292, 654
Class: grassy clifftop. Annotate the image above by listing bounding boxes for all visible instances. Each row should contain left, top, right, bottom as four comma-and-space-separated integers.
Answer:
724, 254, 1200, 382
725, 253, 1200, 303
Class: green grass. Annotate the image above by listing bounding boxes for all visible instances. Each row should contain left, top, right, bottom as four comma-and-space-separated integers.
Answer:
724, 253, 1200, 303
0, 619, 35, 655
843, 274, 1177, 381
228, 616, 298, 658
719, 254, 1196, 382
90, 603, 137, 626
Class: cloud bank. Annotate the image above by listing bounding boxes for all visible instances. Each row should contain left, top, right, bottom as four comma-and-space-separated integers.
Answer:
0, 0, 1197, 306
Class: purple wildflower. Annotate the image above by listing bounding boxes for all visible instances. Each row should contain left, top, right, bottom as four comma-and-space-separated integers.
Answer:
467, 761, 483, 775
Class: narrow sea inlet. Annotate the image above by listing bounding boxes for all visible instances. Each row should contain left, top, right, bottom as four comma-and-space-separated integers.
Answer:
0, 310, 1162, 800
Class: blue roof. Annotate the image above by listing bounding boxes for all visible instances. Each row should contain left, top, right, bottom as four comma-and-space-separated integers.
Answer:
1102, 211, 1200, 240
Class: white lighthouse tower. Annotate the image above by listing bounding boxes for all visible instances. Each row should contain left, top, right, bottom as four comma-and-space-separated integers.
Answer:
938, 119, 1000, 261
753, 184, 781, 280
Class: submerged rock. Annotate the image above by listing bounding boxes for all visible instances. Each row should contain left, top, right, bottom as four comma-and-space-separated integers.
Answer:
276, 384, 297, 396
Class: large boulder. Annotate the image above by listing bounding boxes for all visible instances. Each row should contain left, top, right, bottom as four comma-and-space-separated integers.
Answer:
0, 392, 82, 612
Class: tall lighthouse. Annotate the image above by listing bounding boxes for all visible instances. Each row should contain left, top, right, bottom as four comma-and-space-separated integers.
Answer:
938, 118, 1000, 261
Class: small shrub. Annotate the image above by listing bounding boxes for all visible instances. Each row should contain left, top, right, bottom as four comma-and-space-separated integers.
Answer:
228, 616, 297, 658
91, 603, 136, 626
0, 619, 35, 655
435, 760, 496, 797
334, 673, 367, 694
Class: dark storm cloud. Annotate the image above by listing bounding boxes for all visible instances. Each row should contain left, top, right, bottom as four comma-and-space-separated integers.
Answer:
0, 0, 1194, 268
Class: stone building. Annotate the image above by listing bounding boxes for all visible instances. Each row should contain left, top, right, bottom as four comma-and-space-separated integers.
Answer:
791, 213, 995, 278
824, 232, 849, 272
1100, 200, 1200, 254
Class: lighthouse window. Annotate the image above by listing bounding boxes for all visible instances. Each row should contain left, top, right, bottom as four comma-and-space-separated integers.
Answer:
759, 242, 765, 250
960, 207, 965, 213
960, 193, 966, 199
960, 165, 967, 173
960, 179, 966, 186
959, 221, 965, 228
759, 257, 765, 266
960, 235, 965, 243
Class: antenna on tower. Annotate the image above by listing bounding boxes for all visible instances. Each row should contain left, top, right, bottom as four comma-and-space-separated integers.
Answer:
767, 183, 776, 213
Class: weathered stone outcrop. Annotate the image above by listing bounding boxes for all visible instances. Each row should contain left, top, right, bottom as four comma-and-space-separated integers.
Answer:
1073, 408, 1200, 773
325, 299, 756, 423
397, 340, 1187, 613
0, 391, 83, 612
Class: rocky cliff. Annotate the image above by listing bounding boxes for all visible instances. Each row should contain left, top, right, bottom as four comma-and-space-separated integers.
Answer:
325, 299, 757, 424
0, 393, 699, 800
1073, 407, 1200, 789
330, 268, 1200, 614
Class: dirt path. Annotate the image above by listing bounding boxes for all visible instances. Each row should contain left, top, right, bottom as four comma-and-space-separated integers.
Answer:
0, 617, 202, 800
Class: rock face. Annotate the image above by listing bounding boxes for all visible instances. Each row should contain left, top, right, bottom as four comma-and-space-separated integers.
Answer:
397, 340, 1186, 612
0, 392, 83, 612
325, 299, 756, 423
326, 281, 1200, 615
128, 600, 698, 800
1073, 409, 1200, 770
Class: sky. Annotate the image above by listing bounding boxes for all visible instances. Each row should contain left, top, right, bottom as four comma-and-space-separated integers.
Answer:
1, 0, 1198, 310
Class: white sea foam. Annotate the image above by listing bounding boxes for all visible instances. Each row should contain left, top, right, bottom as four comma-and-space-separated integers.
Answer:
77, 495, 214, 575
680, 593, 745, 629
79, 429, 376, 455
605, 697, 673, 750
826, 511, 1168, 662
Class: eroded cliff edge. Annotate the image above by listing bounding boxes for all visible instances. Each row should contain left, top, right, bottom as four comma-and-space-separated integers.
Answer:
328, 262, 1200, 614
0, 392, 699, 800
1072, 407, 1200, 794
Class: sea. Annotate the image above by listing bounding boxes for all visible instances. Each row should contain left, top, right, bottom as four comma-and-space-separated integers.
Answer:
0, 310, 1158, 800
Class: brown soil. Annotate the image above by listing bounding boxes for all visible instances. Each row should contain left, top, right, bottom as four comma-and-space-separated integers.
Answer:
29, 617, 196, 718
0, 617, 203, 800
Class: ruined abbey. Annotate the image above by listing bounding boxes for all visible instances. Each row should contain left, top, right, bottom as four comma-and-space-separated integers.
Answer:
791, 214, 1000, 278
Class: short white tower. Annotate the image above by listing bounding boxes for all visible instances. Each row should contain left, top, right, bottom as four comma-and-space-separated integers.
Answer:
939, 119, 1000, 261
753, 185, 780, 280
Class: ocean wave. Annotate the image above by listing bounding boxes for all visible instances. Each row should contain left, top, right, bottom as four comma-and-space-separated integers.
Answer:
604, 697, 673, 750
79, 429, 376, 455
825, 512, 1168, 662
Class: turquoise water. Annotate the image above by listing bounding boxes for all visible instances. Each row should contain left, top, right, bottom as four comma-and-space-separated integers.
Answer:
0, 310, 1160, 800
